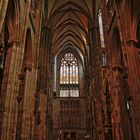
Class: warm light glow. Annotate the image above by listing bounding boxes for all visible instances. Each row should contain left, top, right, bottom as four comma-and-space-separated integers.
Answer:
82, 35, 87, 45
60, 53, 79, 97
98, 10, 105, 48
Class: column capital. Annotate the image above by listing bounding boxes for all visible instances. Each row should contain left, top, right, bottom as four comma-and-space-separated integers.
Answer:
126, 39, 140, 48
12, 37, 21, 43
126, 96, 133, 101
126, 39, 137, 46
24, 62, 32, 71
41, 23, 51, 30
112, 65, 123, 72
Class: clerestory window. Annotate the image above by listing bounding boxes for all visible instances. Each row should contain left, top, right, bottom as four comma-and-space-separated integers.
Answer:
60, 53, 79, 97
98, 10, 105, 48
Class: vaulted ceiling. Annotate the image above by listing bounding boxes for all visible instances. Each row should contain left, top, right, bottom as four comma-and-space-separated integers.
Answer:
47, 0, 94, 56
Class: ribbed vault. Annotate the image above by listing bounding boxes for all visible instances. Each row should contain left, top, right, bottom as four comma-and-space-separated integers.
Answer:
47, 0, 93, 56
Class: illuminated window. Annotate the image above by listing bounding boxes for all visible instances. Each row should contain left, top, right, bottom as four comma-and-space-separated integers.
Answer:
98, 10, 105, 48
106, 0, 109, 5
102, 51, 107, 67
60, 53, 79, 97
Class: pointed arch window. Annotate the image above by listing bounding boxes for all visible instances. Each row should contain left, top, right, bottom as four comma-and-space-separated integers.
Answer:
60, 53, 79, 97
98, 10, 105, 48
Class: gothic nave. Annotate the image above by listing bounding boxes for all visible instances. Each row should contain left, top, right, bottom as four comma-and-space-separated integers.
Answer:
0, 0, 140, 140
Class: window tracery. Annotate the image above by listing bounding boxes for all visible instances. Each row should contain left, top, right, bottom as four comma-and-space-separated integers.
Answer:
60, 53, 79, 97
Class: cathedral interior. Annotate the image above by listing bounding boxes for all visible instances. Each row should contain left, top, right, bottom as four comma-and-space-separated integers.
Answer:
0, 0, 140, 140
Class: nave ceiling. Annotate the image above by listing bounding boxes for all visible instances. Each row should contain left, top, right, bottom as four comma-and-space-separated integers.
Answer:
46, 0, 94, 56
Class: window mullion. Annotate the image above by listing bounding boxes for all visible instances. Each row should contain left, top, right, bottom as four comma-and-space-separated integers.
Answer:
68, 64, 70, 97
59, 53, 79, 97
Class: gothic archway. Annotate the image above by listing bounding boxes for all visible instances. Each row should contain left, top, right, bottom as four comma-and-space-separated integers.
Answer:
55, 47, 84, 97
23, 29, 32, 71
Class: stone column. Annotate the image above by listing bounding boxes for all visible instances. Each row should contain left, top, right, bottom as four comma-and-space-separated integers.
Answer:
0, 38, 22, 140
103, 82, 113, 140
33, 26, 51, 140
89, 23, 105, 140
0, 0, 9, 33
16, 73, 25, 140
110, 65, 131, 140
0, 40, 13, 139
125, 40, 140, 140
111, 66, 123, 140
33, 90, 41, 140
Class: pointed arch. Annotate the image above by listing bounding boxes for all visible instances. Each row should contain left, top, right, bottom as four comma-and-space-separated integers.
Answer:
54, 46, 85, 97
5, 0, 20, 36
59, 52, 79, 97
23, 29, 32, 71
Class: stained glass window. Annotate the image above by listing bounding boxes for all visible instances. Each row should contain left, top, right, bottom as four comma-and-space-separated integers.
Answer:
60, 53, 79, 97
